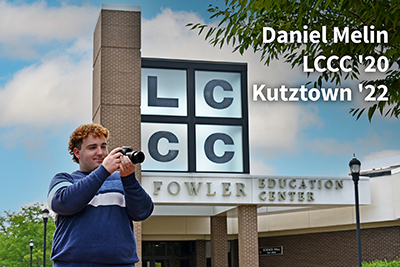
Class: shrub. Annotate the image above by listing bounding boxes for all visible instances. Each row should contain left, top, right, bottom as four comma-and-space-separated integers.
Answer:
363, 258, 400, 267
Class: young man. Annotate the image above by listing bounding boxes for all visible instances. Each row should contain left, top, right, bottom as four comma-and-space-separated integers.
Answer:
47, 123, 154, 266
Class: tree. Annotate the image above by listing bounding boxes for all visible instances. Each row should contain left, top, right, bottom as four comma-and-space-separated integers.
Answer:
0, 203, 55, 266
188, 0, 400, 121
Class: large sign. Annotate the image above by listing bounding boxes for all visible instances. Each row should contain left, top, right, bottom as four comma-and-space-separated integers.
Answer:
141, 59, 249, 173
141, 174, 371, 206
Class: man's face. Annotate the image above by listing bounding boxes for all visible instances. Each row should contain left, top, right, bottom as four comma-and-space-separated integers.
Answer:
73, 134, 108, 172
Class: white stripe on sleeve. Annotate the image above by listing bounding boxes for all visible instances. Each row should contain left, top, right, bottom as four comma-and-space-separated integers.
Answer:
47, 181, 73, 211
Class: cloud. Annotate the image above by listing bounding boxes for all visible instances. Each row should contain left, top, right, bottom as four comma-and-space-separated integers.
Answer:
249, 102, 321, 160
303, 131, 393, 158
364, 150, 400, 161
0, 1, 98, 128
304, 137, 354, 155
0, 54, 92, 127
0, 0, 98, 59
250, 158, 277, 175
142, 8, 240, 61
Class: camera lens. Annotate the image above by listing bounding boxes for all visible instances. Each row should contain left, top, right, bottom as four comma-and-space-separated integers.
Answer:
121, 146, 145, 164
130, 151, 145, 164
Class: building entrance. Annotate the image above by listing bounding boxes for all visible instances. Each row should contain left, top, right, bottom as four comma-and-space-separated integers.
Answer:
142, 241, 196, 267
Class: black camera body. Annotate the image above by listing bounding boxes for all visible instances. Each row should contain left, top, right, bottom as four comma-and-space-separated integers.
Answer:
121, 146, 145, 164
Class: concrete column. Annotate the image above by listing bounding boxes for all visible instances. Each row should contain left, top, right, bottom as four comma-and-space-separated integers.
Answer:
92, 4, 142, 267
238, 205, 259, 267
211, 215, 228, 267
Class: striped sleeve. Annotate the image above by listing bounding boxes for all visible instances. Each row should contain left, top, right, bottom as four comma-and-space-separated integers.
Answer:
48, 166, 110, 216
47, 173, 73, 211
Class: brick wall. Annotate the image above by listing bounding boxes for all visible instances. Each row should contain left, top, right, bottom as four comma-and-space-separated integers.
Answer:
258, 226, 400, 267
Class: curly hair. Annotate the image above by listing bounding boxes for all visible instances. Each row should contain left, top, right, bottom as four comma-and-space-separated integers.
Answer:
69, 123, 110, 163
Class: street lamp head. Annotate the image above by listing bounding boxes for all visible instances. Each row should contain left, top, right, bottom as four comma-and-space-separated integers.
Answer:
42, 208, 49, 220
29, 239, 34, 248
349, 156, 361, 174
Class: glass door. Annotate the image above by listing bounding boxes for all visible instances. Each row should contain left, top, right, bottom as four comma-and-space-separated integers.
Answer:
142, 241, 195, 267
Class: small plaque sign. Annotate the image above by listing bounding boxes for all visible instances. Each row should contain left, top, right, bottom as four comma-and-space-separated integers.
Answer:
259, 246, 283, 256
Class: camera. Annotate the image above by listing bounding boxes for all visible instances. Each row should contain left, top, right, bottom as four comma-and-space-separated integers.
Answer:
121, 146, 145, 164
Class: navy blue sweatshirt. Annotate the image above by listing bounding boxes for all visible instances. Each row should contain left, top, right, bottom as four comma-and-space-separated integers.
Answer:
47, 165, 154, 266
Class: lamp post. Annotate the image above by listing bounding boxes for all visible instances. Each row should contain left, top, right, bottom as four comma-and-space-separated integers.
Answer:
349, 156, 362, 267
29, 239, 34, 267
42, 208, 49, 267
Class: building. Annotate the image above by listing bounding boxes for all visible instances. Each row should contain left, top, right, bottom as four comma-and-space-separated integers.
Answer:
92, 4, 400, 267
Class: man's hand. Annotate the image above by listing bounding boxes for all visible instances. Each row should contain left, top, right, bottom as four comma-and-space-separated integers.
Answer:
102, 148, 124, 174
119, 154, 136, 177
102, 147, 136, 176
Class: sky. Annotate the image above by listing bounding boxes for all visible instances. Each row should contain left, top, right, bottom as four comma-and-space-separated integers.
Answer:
0, 0, 399, 213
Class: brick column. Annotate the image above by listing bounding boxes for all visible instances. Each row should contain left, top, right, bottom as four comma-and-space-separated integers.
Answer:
92, 5, 143, 267
196, 240, 207, 267
238, 205, 259, 267
211, 215, 228, 267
